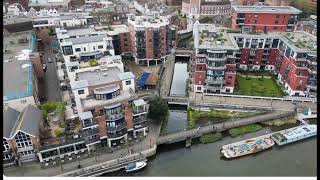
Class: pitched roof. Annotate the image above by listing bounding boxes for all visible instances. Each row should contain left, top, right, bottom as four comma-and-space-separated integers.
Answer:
3, 107, 20, 138
12, 105, 42, 137
4, 105, 42, 139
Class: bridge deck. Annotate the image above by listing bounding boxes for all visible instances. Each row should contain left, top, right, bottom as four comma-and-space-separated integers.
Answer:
157, 111, 294, 145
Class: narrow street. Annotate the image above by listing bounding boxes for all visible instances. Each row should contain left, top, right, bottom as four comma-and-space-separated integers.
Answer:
38, 40, 62, 102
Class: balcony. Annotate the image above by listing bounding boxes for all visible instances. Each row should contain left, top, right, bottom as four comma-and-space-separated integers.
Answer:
133, 115, 147, 124
107, 122, 127, 132
107, 129, 127, 139
133, 108, 147, 115
82, 128, 99, 137
206, 79, 225, 85
206, 85, 224, 91
106, 113, 125, 121
134, 121, 147, 130
82, 118, 98, 129
207, 65, 226, 70
227, 55, 236, 59
207, 57, 226, 62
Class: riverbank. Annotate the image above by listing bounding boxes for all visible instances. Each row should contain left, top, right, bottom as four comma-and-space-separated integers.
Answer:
107, 124, 317, 176
187, 107, 261, 129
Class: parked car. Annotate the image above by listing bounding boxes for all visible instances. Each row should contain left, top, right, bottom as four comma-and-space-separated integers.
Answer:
48, 57, 53, 63
42, 64, 47, 72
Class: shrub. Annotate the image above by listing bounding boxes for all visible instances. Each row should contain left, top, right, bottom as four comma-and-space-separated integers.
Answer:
54, 128, 62, 137
229, 124, 263, 138
200, 132, 223, 144
89, 59, 98, 66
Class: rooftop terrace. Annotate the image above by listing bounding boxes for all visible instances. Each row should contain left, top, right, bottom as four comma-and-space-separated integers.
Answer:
233, 5, 301, 14
282, 31, 317, 52
194, 22, 239, 50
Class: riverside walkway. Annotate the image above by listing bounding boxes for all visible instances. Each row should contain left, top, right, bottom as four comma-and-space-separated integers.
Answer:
157, 111, 295, 145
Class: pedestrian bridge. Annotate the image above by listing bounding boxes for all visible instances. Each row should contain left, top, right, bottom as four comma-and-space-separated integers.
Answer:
157, 111, 295, 145
174, 49, 193, 57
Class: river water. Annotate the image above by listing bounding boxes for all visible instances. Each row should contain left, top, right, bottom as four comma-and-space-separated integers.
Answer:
105, 112, 317, 176
170, 63, 188, 97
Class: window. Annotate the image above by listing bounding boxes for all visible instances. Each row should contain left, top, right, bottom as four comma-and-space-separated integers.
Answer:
228, 76, 232, 80
75, 48, 81, 52
197, 86, 202, 91
15, 131, 32, 148
98, 45, 103, 49
21, 99, 27, 104
3, 140, 10, 151
125, 80, 131, 85
93, 46, 96, 50
83, 47, 86, 51
78, 89, 85, 95
198, 81, 202, 85
275, 20, 279, 24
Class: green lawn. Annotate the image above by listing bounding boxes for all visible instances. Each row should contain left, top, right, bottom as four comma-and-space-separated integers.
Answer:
234, 75, 285, 97
228, 124, 263, 138
187, 108, 261, 129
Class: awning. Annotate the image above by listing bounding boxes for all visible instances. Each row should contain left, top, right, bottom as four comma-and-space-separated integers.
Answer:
137, 72, 150, 87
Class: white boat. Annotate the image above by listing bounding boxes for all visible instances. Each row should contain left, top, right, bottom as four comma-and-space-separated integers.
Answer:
125, 161, 147, 173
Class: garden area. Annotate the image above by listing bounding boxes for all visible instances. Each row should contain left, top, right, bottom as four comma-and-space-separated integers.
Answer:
234, 74, 285, 97
39, 102, 68, 144
228, 124, 263, 138
187, 107, 262, 129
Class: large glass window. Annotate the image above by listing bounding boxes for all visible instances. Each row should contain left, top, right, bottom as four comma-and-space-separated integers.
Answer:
14, 131, 32, 148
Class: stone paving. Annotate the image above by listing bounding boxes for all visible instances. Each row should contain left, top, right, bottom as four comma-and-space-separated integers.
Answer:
4, 120, 161, 177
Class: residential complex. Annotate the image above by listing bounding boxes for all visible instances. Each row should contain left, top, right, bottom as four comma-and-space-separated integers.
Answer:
181, 0, 231, 19
231, 6, 301, 32
127, 13, 176, 66
192, 21, 317, 96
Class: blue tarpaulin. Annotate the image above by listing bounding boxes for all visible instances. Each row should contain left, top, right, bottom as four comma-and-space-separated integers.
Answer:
137, 72, 150, 87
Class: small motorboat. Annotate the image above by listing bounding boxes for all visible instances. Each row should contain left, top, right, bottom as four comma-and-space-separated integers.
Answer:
125, 161, 147, 173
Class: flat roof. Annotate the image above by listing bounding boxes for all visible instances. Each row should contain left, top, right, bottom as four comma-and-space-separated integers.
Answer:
66, 34, 107, 45
79, 111, 93, 120
133, 99, 146, 107
70, 80, 88, 90
194, 22, 239, 50
128, 15, 170, 29
281, 31, 317, 52
77, 67, 122, 86
3, 30, 36, 100
118, 72, 135, 81
233, 6, 301, 14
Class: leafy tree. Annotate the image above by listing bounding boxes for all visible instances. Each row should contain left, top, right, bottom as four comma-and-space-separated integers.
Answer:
147, 96, 169, 121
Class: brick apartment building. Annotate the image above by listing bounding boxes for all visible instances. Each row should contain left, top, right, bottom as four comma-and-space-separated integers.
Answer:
70, 63, 148, 148
127, 13, 176, 66
192, 21, 317, 97
193, 22, 238, 93
231, 6, 301, 32
182, 0, 231, 19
